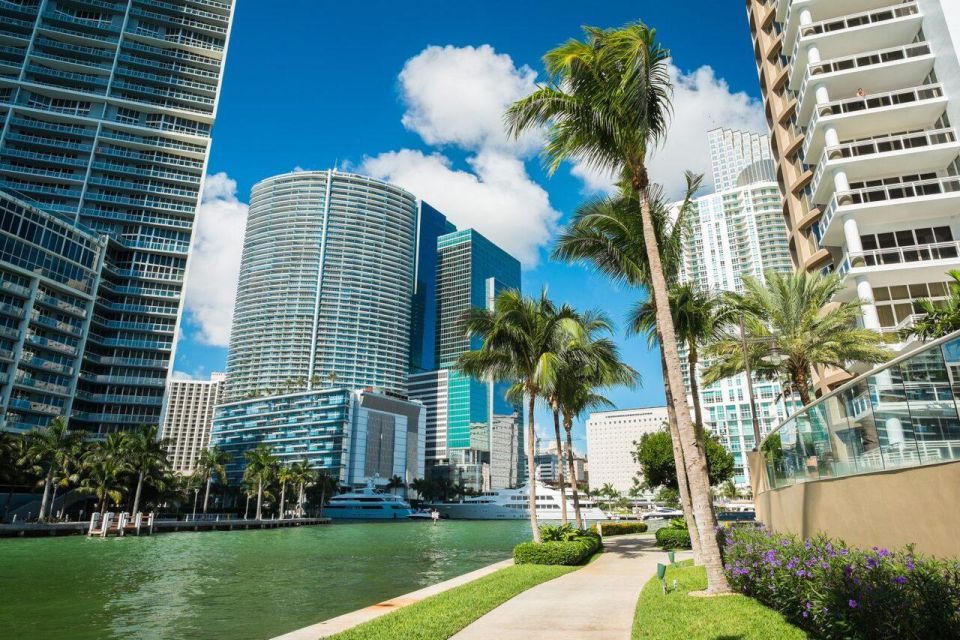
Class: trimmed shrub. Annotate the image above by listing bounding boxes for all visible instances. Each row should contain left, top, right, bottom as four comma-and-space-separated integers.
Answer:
655, 526, 692, 550
514, 535, 600, 566
597, 521, 648, 536
720, 525, 960, 639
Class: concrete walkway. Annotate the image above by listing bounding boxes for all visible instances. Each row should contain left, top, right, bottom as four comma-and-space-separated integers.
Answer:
453, 535, 688, 640
272, 559, 514, 640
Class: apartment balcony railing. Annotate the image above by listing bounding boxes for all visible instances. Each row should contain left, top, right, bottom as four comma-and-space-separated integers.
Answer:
80, 374, 166, 386
0, 180, 82, 198
129, 6, 228, 35
96, 301, 178, 316
789, 2, 921, 83
0, 0, 39, 15
83, 354, 168, 368
5, 132, 93, 153
2, 148, 89, 168
35, 293, 87, 317
76, 393, 163, 406
71, 412, 158, 424
0, 163, 84, 182
803, 84, 946, 160
19, 355, 73, 376
120, 38, 221, 70
818, 175, 960, 246
8, 117, 91, 137
761, 330, 960, 488
837, 241, 960, 279
877, 313, 927, 337
90, 160, 201, 184
111, 78, 215, 106
14, 375, 70, 396
809, 127, 958, 201
26, 333, 78, 356
30, 51, 113, 72
79, 207, 193, 230
796, 41, 933, 118
38, 22, 119, 46
120, 238, 190, 254
114, 65, 218, 93
116, 53, 221, 81
135, 0, 231, 25
87, 175, 198, 199
32, 314, 83, 336
9, 398, 63, 415
97, 129, 207, 155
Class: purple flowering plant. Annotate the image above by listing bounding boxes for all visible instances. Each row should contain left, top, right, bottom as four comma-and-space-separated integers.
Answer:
719, 524, 960, 639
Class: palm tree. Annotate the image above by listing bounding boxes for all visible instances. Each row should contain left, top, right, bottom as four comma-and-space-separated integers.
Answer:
195, 447, 230, 514
20, 417, 84, 522
904, 270, 960, 341
79, 434, 130, 518
556, 332, 637, 528
243, 444, 277, 520
386, 474, 405, 496
289, 459, 317, 517
457, 288, 579, 543
276, 465, 294, 519
703, 270, 892, 407
631, 283, 730, 434
123, 424, 170, 516
314, 470, 337, 518
508, 23, 730, 591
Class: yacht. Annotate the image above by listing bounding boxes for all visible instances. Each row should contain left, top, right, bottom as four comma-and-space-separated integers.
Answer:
428, 483, 608, 521
324, 484, 414, 520
640, 506, 685, 521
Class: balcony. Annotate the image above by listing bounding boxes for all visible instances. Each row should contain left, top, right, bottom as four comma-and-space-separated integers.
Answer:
809, 128, 960, 204
19, 354, 74, 376
789, 2, 922, 88
836, 241, 960, 291
80, 374, 167, 386
795, 42, 934, 121
802, 84, 947, 161
781, 0, 897, 52
818, 175, 960, 246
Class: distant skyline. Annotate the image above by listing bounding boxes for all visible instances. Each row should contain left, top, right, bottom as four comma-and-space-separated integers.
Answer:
174, 1, 769, 449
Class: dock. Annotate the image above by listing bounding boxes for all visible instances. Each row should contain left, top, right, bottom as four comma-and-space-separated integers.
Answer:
0, 514, 331, 538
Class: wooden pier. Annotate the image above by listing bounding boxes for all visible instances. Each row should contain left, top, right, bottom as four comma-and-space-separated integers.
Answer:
0, 514, 331, 538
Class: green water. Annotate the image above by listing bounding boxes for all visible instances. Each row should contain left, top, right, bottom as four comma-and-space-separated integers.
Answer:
0, 520, 531, 640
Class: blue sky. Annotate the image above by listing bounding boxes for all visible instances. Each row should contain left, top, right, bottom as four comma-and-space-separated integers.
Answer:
174, 0, 768, 451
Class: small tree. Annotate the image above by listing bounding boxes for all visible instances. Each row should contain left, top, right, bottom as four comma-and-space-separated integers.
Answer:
633, 428, 735, 492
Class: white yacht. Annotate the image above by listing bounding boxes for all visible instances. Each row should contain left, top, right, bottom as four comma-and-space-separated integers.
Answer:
428, 483, 608, 521
324, 484, 414, 521
640, 506, 685, 521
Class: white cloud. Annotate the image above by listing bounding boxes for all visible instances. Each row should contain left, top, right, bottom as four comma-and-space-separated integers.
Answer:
182, 172, 248, 347
571, 63, 767, 199
362, 149, 558, 267
398, 44, 541, 154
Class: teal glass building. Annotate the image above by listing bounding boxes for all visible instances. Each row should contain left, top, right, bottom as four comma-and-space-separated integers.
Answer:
0, 1, 234, 434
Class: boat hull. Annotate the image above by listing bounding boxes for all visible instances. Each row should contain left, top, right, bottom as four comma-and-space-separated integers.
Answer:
431, 503, 608, 521
324, 506, 414, 520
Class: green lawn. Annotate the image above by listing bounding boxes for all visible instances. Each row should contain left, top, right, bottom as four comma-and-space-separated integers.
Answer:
633, 562, 808, 640
329, 563, 578, 640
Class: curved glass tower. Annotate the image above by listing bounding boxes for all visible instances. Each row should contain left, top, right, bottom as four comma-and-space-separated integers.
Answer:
225, 170, 418, 400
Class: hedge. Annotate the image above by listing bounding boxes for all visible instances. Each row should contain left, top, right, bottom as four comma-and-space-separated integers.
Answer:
598, 521, 648, 536
721, 525, 960, 639
655, 526, 692, 550
514, 536, 600, 566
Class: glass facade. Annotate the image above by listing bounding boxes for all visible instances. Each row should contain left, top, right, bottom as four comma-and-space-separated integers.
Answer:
225, 171, 419, 400
762, 331, 960, 488
0, 0, 234, 434
409, 201, 455, 374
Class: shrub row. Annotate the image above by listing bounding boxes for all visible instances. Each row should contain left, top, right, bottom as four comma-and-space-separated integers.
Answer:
655, 527, 692, 550
514, 535, 600, 566
720, 524, 960, 639
597, 521, 648, 536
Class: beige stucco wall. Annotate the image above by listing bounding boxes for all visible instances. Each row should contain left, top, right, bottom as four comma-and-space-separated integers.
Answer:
749, 453, 960, 558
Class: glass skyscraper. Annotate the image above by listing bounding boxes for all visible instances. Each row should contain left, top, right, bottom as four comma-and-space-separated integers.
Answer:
225, 170, 420, 400
0, 0, 234, 434
409, 201, 455, 374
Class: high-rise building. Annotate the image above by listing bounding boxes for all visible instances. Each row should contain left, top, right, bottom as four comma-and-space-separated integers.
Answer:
410, 202, 455, 375
746, 0, 960, 381
679, 129, 797, 486
408, 228, 523, 491
225, 170, 419, 400
586, 406, 668, 494
211, 388, 425, 489
0, 0, 235, 434
161, 372, 224, 474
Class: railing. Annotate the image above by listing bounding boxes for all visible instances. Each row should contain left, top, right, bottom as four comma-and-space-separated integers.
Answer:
790, 2, 921, 76
810, 127, 958, 198
818, 175, 960, 241
797, 41, 932, 115
761, 330, 960, 489
841, 241, 960, 274
803, 84, 945, 158
879, 313, 927, 336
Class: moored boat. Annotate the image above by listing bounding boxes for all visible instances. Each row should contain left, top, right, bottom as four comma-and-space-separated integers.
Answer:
427, 482, 608, 521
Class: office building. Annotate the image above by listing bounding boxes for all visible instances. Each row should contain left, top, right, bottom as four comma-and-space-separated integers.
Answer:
211, 388, 425, 488
586, 406, 668, 494
0, 0, 235, 434
410, 202, 455, 374
408, 228, 523, 491
746, 0, 960, 376
161, 372, 224, 474
225, 170, 419, 400
679, 129, 797, 486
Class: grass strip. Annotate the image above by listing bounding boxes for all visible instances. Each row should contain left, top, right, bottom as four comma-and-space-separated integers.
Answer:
330, 563, 578, 640
633, 562, 809, 640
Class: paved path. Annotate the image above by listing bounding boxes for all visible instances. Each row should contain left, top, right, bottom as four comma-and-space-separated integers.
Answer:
453, 535, 688, 640
272, 559, 514, 640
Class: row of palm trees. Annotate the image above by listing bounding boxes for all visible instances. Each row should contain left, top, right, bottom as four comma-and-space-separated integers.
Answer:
238, 444, 337, 521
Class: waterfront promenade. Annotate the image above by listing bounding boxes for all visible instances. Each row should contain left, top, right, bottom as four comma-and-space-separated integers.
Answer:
454, 535, 686, 639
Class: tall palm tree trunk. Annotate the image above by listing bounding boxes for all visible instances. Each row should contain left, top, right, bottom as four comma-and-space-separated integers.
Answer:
244, 494, 251, 519
320, 484, 327, 518
793, 367, 813, 406
203, 474, 212, 514
661, 345, 702, 564
38, 465, 54, 522
636, 184, 729, 593
526, 392, 541, 543
255, 478, 263, 520
552, 408, 568, 524
687, 343, 705, 439
132, 469, 145, 515
279, 483, 286, 520
99, 493, 108, 519
562, 415, 583, 529
297, 482, 304, 517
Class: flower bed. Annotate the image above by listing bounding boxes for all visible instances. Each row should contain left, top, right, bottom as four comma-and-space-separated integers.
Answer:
720, 525, 960, 639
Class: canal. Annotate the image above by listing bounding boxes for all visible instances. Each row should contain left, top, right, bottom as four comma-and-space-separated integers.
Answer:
0, 520, 532, 639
